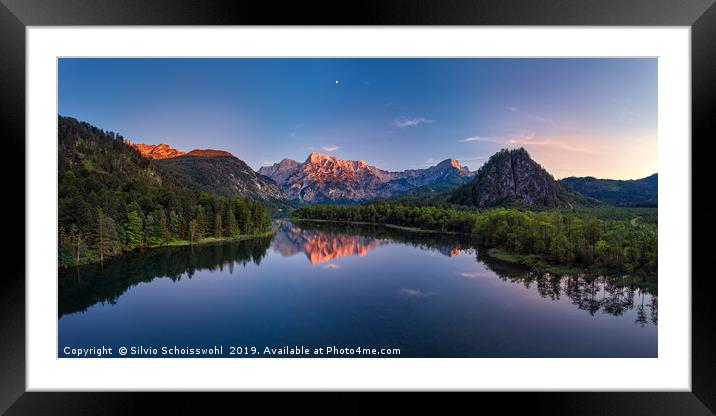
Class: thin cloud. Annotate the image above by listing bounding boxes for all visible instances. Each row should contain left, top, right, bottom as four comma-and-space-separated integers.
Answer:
504, 132, 594, 153
459, 136, 495, 143
322, 263, 341, 270
459, 271, 492, 279
305, 145, 340, 152
461, 130, 595, 154
397, 288, 434, 298
506, 106, 519, 112
393, 117, 434, 128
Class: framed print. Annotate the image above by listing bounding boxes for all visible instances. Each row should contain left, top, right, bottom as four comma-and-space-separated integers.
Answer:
1, 0, 713, 414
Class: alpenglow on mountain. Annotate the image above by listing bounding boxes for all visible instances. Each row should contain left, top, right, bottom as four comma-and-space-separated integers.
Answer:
126, 141, 186, 159
448, 147, 598, 208
258, 152, 473, 203
125, 140, 288, 206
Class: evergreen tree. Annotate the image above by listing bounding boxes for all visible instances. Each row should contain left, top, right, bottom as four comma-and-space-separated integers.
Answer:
225, 205, 238, 237
93, 208, 111, 264
125, 201, 144, 250
168, 210, 180, 240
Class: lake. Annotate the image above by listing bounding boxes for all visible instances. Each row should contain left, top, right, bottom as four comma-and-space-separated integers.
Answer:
58, 220, 657, 358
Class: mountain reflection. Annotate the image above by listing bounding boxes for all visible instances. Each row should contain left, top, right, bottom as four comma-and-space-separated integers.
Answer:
278, 220, 474, 260
271, 221, 386, 264
59, 220, 656, 326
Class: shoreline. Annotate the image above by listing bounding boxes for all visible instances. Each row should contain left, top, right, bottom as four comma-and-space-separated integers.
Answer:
58, 230, 274, 268
290, 217, 657, 281
289, 217, 460, 234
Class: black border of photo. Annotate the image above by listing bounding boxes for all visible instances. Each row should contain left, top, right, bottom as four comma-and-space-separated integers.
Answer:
1, 0, 712, 414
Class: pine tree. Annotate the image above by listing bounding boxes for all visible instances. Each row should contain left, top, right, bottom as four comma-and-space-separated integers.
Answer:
158, 208, 171, 242
188, 219, 199, 243
93, 208, 111, 264
214, 212, 223, 238
125, 201, 144, 250
168, 210, 180, 240
225, 205, 238, 237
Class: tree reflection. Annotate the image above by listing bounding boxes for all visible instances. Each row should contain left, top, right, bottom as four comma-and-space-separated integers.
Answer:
59, 220, 657, 327
284, 220, 474, 259
477, 251, 657, 325
59, 237, 272, 317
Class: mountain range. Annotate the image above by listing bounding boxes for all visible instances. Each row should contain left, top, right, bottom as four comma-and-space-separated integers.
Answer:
258, 152, 473, 203
91, 117, 657, 209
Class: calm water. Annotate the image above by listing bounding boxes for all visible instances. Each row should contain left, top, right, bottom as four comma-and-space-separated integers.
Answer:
58, 220, 657, 358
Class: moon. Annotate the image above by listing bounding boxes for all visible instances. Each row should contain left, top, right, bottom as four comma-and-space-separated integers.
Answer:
335, 80, 340, 85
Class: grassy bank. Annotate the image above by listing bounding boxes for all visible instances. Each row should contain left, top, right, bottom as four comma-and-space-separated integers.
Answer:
59, 230, 274, 268
162, 231, 273, 247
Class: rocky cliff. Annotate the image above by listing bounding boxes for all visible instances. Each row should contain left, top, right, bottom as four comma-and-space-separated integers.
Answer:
448, 148, 595, 208
126, 141, 185, 159
258, 152, 473, 203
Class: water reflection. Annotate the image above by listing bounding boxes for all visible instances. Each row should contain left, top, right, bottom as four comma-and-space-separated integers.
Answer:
59, 220, 656, 327
476, 252, 657, 326
58, 237, 272, 317
271, 221, 387, 264
275, 220, 474, 260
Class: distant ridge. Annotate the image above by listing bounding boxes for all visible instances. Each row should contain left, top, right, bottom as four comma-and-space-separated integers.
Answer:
560, 174, 657, 207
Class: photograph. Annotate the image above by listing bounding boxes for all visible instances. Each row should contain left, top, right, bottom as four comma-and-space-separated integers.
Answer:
57, 57, 659, 359
1, 0, 710, 409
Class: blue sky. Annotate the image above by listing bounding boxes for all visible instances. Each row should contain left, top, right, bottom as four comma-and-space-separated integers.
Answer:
58, 58, 657, 179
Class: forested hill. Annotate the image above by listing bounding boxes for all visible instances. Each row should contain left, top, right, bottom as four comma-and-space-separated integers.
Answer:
156, 152, 289, 207
559, 174, 658, 207
447, 148, 599, 209
58, 116, 272, 267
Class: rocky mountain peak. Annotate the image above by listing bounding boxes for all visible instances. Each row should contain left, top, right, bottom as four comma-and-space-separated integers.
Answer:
126, 141, 186, 160
306, 151, 336, 164
448, 147, 581, 208
259, 152, 474, 204
278, 158, 300, 167
435, 158, 465, 171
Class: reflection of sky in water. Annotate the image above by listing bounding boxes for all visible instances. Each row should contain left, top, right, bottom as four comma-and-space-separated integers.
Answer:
59, 221, 657, 357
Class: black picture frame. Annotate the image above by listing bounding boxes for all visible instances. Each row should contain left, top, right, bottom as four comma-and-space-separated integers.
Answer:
1, 0, 712, 414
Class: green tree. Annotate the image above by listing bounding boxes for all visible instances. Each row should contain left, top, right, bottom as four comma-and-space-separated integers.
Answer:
168, 210, 181, 240
125, 201, 144, 250
225, 205, 238, 237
